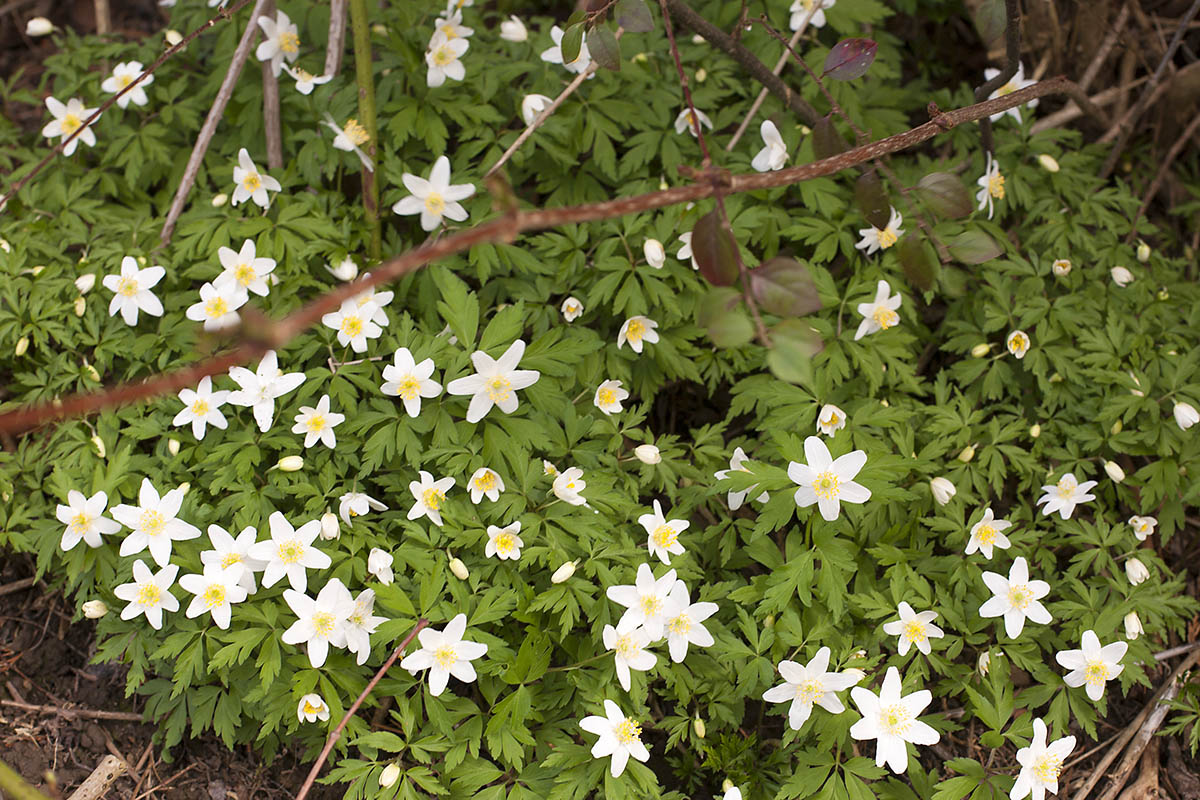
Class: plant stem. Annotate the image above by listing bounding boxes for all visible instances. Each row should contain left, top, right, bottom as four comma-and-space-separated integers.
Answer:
347, 0, 381, 260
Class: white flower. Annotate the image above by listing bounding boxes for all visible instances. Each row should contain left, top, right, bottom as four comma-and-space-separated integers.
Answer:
408, 471, 455, 527
1055, 630, 1127, 701
367, 548, 394, 585
500, 15, 527, 42
618, 316, 660, 354
281, 578, 355, 669
579, 700, 650, 778
1007, 330, 1031, 359
662, 582, 717, 662
1174, 401, 1199, 430
521, 92, 553, 125
551, 560, 578, 583
639, 500, 689, 565
227, 350, 306, 432
854, 279, 902, 341
247, 511, 331, 593
724, 788, 742, 800
850, 666, 939, 774
1110, 266, 1134, 286
1036, 472, 1097, 520
552, 467, 588, 506
882, 601, 944, 656
594, 379, 630, 416
393, 155, 475, 231
82, 600, 108, 618
1104, 460, 1125, 483
762, 646, 860, 730
42, 97, 98, 156
816, 404, 847, 436
1011, 718, 1074, 800
378, 347, 441, 418
446, 339, 540, 423
400, 613, 488, 696
56, 490, 120, 551
676, 232, 700, 270
1052, 259, 1071, 277
603, 618, 656, 691
634, 444, 661, 464
338, 491, 386, 524
284, 65, 331, 95
485, 521, 524, 560
326, 256, 358, 282
102, 256, 164, 326
101, 62, 152, 108
468, 467, 504, 503
345, 587, 387, 665
714, 447, 770, 510
255, 10, 300, 76
297, 693, 330, 723
1124, 612, 1143, 641
560, 296, 584, 322
856, 207, 904, 255
231, 148, 281, 208
788, 436, 871, 521
979, 557, 1052, 639
1038, 153, 1060, 172
674, 107, 713, 138
1128, 515, 1157, 542
976, 152, 1005, 220
113, 560, 180, 630
291, 394, 344, 449
378, 762, 401, 788
26, 16, 54, 36
218, 239, 276, 297
111, 478, 201, 568
178, 563, 248, 629
173, 377, 230, 441
1125, 557, 1149, 586
433, 9, 473, 41
965, 507, 1013, 559
642, 238, 666, 268
984, 63, 1038, 123
606, 563, 680, 639
752, 120, 788, 172
322, 299, 382, 353
930, 477, 957, 506
426, 33, 469, 87
541, 25, 591, 75
199, 524, 264, 595
789, 0, 835, 29
185, 277, 248, 331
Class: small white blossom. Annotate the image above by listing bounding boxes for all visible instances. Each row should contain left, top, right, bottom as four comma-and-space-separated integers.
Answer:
984, 63, 1038, 123
468, 467, 504, 504
762, 646, 859, 730
594, 379, 630, 415
541, 25, 591, 75
579, 700, 650, 778
113, 560, 179, 630
1007, 330, 1031, 359
173, 377, 230, 441
561, 296, 584, 322
1011, 718, 1074, 800
393, 155, 475, 231
930, 477, 957, 506
102, 256, 164, 326
662, 582, 717, 662
849, 666, 939, 774
634, 444, 661, 464
408, 471, 455, 527
426, 33, 469, 87
281, 579, 355, 669
297, 693, 330, 723
676, 232, 700, 270
1052, 258, 1071, 277
1128, 515, 1157, 542
231, 148, 281, 208
1110, 266, 1135, 287
255, 10, 300, 76
606, 563, 680, 639
291, 394, 344, 449
217, 239, 275, 297
882, 601, 944, 656
367, 548, 394, 585
639, 500, 689, 565
26, 16, 54, 36
976, 152, 1005, 220
674, 106, 713, 138
1125, 557, 1149, 586
247, 512, 331, 593
322, 300, 382, 353
979, 557, 1052, 639
284, 65, 331, 95
789, 0, 835, 29
552, 467, 588, 506
1124, 611, 1143, 640
816, 404, 847, 436
965, 507, 1013, 559
446, 339, 540, 423
199, 524, 264, 595
226, 350, 307, 433
618, 316, 660, 354
400, 613, 488, 696
112, 478, 201, 568
101, 62, 152, 108
1036, 472, 1097, 520
1056, 630, 1127, 701
345, 587, 387, 665
714, 447, 770, 510
1174, 401, 1199, 430
485, 521, 524, 561
751, 120, 788, 172
42, 97, 97, 156
185, 277, 248, 331
521, 92, 552, 125
338, 491, 386, 525
856, 207, 904, 255
643, 238, 666, 268
499, 15, 527, 42
380, 347, 441, 417
326, 256, 358, 282
788, 436, 871, 521
603, 618, 656, 691
56, 490, 120, 551
178, 563, 248, 629
854, 279, 902, 341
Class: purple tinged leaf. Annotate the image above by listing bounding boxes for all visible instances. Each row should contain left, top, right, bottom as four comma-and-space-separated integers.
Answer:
897, 236, 937, 292
691, 211, 740, 287
916, 172, 972, 218
748, 257, 822, 317
698, 288, 754, 348
811, 116, 845, 161
855, 172, 891, 230
616, 0, 654, 33
589, 26, 620, 71
822, 39, 877, 81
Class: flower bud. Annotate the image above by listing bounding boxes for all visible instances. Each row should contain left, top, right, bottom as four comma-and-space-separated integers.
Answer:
449, 557, 470, 581
1049, 373, 1063, 383
177, 482, 190, 495
1110, 266, 1134, 287
165, 29, 183, 46
643, 238, 666, 269
1037, 154, 1060, 172
971, 343, 990, 358
499, 15, 527, 42
276, 455, 304, 472
0, 238, 9, 253
1157, 286, 1170, 301
633, 52, 648, 63
1124, 611, 1143, 640
957, 444, 976, 463
167, 438, 180, 456
320, 511, 339, 541
81, 600, 108, 619
74, 274, 96, 294
551, 560, 578, 584
542, 460, 559, 477
521, 93, 553, 126
1137, 240, 1151, 263
1051, 259, 1071, 277
1174, 401, 1199, 431
1125, 557, 1149, 586
634, 444, 661, 464
379, 763, 401, 788
977, 650, 991, 676
371, 23, 386, 35
930, 477, 956, 506
691, 34, 704, 44
91, 435, 106, 458
1111, 419, 1122, 435
74, 296, 86, 316
693, 716, 706, 738
1104, 461, 1125, 483
26, 16, 54, 36
695, 68, 707, 83
326, 256, 358, 282
764, 615, 775, 628
842, 668, 866, 684
211, 193, 228, 207
722, 779, 734, 793
14, 336, 29, 356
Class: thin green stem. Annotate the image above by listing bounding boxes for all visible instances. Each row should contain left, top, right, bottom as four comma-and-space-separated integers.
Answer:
347, 0, 381, 260
547, 652, 609, 672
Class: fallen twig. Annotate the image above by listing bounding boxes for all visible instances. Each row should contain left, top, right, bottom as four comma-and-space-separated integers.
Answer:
1030, 78, 1147, 134
0, 576, 36, 597
1154, 640, 1200, 661
0, 698, 145, 722
1079, 4, 1130, 92
66, 755, 125, 800
1125, 112, 1200, 243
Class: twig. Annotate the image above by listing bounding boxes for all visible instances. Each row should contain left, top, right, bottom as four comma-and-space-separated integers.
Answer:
0, 576, 36, 597
0, 78, 1074, 436
663, 0, 818, 128
294, 618, 428, 800
973, 0, 1021, 156
94, 0, 110, 35
159, 0, 272, 245
1030, 78, 1147, 134
0, 0, 257, 214
1126, 112, 1200, 243
324, 0, 348, 78
1154, 640, 1200, 660
130, 763, 197, 800
716, 197, 770, 346
348, 0, 380, 260
260, 0, 282, 170
658, 0, 709, 164
0, 699, 144, 722
1099, 0, 1200, 178
1095, 679, 1185, 800
66, 755, 125, 800
1079, 4, 1130, 92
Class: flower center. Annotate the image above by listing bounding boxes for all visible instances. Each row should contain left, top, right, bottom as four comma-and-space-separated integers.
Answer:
1033, 754, 1062, 782
877, 227, 898, 249
140, 510, 166, 537
976, 524, 996, 545
396, 376, 421, 400
69, 512, 91, 533
879, 703, 913, 736
344, 119, 369, 146
474, 471, 497, 491
495, 532, 516, 554
565, 302, 579, 314
614, 718, 642, 745
340, 316, 363, 337
294, 68, 313, 82
439, 23, 458, 39
312, 611, 336, 637
205, 296, 229, 319
486, 376, 513, 402
433, 45, 456, 66
118, 74, 133, 88
220, 552, 242, 569
997, 81, 1016, 96
278, 540, 304, 564
652, 524, 678, 549
135, 582, 162, 606
598, 388, 616, 406
61, 113, 82, 135
668, 612, 691, 636
615, 634, 637, 658
279, 31, 299, 54
813, 471, 841, 500
1056, 478, 1076, 498
303, 699, 323, 714
305, 414, 327, 432
243, 172, 262, 192
234, 264, 256, 286
424, 191, 446, 215
191, 398, 210, 416
1083, 660, 1110, 685
903, 620, 927, 643
873, 306, 899, 329
1010, 333, 1028, 354
1007, 584, 1033, 610
640, 594, 661, 617
988, 172, 1006, 199
824, 411, 840, 426
434, 645, 457, 668
796, 678, 824, 704
202, 583, 227, 608
626, 320, 645, 342
117, 276, 139, 297
422, 488, 444, 510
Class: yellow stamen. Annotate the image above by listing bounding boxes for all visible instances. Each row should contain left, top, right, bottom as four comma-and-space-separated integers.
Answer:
988, 172, 1005, 199
135, 582, 162, 606
204, 296, 229, 319
424, 191, 446, 215
486, 376, 512, 403
191, 398, 210, 417
812, 471, 841, 500
312, 611, 336, 637
343, 119, 369, 146
117, 276, 139, 297
474, 472, 496, 491
902, 620, 927, 643
422, 488, 444, 510
278, 540, 304, 564
340, 316, 364, 338
305, 414, 326, 432
61, 114, 82, 135
242, 172, 262, 193
625, 320, 645, 343
234, 264, 256, 286
614, 718, 642, 745
879, 704, 913, 736
279, 31, 299, 54
201, 584, 227, 609
140, 510, 166, 537
652, 524, 678, 549
796, 678, 824, 704
434, 645, 457, 668
877, 227, 898, 249
873, 306, 899, 329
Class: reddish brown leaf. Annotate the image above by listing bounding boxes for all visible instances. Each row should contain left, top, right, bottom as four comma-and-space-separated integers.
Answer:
822, 39, 877, 81
691, 211, 740, 287
855, 172, 891, 230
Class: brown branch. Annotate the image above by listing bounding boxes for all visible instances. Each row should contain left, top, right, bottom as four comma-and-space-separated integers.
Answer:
260, 0, 282, 170
294, 618, 427, 800
0, 699, 144, 722
1079, 4, 1129, 92
973, 0, 1021, 156
0, 576, 36, 597
0, 0, 257, 214
658, 0, 710, 164
324, 0, 348, 78
1126, 111, 1200, 243
0, 78, 1070, 436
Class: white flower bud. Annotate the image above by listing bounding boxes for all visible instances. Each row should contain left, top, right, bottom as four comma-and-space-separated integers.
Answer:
499, 15, 527, 42
1029, 424, 1041, 439
643, 238, 666, 268
1111, 419, 1122, 435
83, 362, 99, 382
449, 557, 470, 581
91, 434, 106, 458
1051, 259, 1071, 277
74, 296, 86, 316
930, 477, 956, 506
521, 93, 553, 126
957, 444, 976, 463
379, 763, 401, 788
722, 779, 734, 793
842, 668, 866, 684
971, 343, 990, 358
551, 560, 578, 584
0, 238, 9, 253
26, 17, 54, 36
1049, 372, 1063, 383
1037, 154, 1060, 173
1174, 401, 1200, 431
977, 650, 991, 676
542, 460, 559, 477
1124, 611, 1143, 640
560, 296, 583, 322
693, 716, 706, 738
276, 455, 304, 472
695, 68, 707, 83
137, 256, 147, 265
167, 438, 180, 456
371, 23, 386, 35
325, 256, 358, 282
1136, 240, 1150, 263
1157, 286, 1170, 301
691, 34, 704, 44
633, 52, 648, 63
81, 600, 108, 619
165, 29, 183, 46
1104, 461, 1125, 483
320, 511, 340, 541
634, 444, 661, 464
764, 615, 776, 628
1125, 557, 1149, 586
14, 336, 29, 356
75, 274, 96, 294
177, 482, 190, 495
211, 192, 228, 207
1110, 266, 1134, 287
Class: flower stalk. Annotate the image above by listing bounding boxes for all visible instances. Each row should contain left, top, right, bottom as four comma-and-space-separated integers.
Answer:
347, 0, 381, 260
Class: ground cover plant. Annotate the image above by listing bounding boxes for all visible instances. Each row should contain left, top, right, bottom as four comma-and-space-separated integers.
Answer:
1, 0, 1199, 798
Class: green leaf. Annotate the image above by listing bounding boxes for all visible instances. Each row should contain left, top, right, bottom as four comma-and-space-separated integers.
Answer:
898, 235, 938, 291
767, 319, 822, 385
947, 230, 1003, 264
561, 24, 584, 67
855, 172, 891, 229
916, 172, 972, 218
617, 0, 655, 32
698, 287, 753, 348
589, 26, 621, 71
748, 257, 822, 317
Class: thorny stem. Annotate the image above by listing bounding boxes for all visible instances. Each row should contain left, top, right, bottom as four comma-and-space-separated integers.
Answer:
0, 78, 1070, 436
348, 0, 381, 260
657, 0, 710, 164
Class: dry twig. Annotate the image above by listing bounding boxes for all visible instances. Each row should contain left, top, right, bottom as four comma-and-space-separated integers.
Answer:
974, 0, 1021, 156
0, 699, 144, 722
324, 0, 348, 78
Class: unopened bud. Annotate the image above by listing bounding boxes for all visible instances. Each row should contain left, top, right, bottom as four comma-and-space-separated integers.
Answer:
1104, 461, 1125, 483
74, 296, 86, 316
693, 716, 706, 738
842, 668, 866, 683
1125, 557, 1149, 586
764, 614, 775, 628
880, 399, 889, 407
1111, 419, 1122, 435
14, 336, 29, 356
90, 435, 106, 458
722, 779, 734, 793
379, 763, 401, 788
957, 444, 976, 463
1030, 423, 1041, 438
1049, 372, 1063, 383
276, 455, 304, 472
177, 482, 190, 495
371, 23, 386, 35
971, 344, 991, 358
695, 68, 707, 83
1037, 154, 1060, 172
29, 265, 44, 276
1158, 286, 1170, 301
83, 362, 100, 381
211, 193, 228, 207
81, 600, 108, 619
1136, 240, 1150, 263
0, 239, 9, 253
551, 560, 577, 584
977, 650, 991, 676
634, 444, 661, 464
167, 438, 180, 456
449, 557, 469, 581
165, 29, 183, 46
930, 477, 956, 506
1124, 611, 1143, 640
632, 52, 648, 63
25, 16, 54, 36
320, 512, 339, 541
